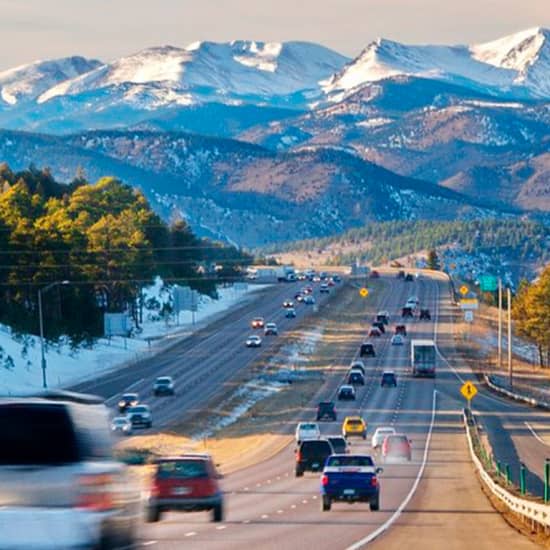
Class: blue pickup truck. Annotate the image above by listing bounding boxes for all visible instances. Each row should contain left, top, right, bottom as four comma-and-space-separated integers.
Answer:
320, 454, 383, 511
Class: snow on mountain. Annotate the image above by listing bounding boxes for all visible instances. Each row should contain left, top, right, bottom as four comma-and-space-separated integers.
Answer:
39, 41, 349, 106
324, 27, 550, 99
0, 56, 102, 106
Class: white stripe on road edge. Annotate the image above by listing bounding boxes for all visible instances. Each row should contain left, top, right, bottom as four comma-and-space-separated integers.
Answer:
346, 389, 438, 550
525, 422, 549, 446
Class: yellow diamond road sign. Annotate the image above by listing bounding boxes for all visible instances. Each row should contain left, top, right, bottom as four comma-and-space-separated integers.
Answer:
359, 287, 369, 298
459, 285, 469, 296
460, 381, 478, 400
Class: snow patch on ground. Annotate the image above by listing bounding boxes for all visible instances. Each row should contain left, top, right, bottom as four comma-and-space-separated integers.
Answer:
0, 279, 268, 395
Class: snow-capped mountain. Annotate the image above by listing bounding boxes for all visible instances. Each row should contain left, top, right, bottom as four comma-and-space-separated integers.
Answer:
39, 41, 349, 106
0, 56, 102, 106
324, 27, 550, 99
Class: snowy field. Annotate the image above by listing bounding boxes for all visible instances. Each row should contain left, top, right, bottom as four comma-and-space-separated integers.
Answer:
0, 279, 268, 395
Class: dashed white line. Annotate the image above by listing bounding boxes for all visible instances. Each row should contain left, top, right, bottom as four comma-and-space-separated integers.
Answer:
277, 509, 284, 514
242, 520, 251, 524
216, 525, 227, 530
525, 422, 549, 445
302, 499, 308, 504
261, 514, 269, 519
290, 504, 297, 509
142, 542, 157, 547
184, 532, 196, 537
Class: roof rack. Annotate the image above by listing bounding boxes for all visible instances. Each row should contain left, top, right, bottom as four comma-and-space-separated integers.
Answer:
0, 389, 104, 405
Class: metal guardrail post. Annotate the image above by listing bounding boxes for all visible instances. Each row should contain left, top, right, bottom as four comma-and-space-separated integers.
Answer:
520, 463, 526, 495
545, 459, 550, 503
505, 464, 512, 485
496, 461, 502, 476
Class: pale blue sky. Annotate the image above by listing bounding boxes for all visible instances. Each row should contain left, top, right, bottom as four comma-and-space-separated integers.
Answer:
0, 0, 548, 69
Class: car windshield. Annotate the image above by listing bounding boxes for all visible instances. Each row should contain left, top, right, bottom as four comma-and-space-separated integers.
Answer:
383, 373, 395, 379
347, 419, 363, 426
156, 379, 171, 384
0, 404, 79, 465
326, 456, 374, 467
130, 406, 148, 413
122, 394, 137, 400
328, 438, 346, 453
301, 441, 332, 458
157, 459, 209, 479
301, 423, 317, 430
113, 418, 128, 425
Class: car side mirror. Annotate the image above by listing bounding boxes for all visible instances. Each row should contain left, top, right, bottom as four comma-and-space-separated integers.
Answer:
376, 467, 384, 474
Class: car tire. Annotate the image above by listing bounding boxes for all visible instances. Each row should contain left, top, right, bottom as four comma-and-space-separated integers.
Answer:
295, 468, 304, 478
321, 495, 331, 511
362, 434, 366, 440
212, 502, 224, 522
370, 497, 380, 511
146, 506, 161, 523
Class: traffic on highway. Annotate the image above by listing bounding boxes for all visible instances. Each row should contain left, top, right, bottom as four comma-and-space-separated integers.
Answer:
1, 269, 546, 549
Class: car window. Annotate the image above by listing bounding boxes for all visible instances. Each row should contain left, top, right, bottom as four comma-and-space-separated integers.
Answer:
301, 423, 317, 430
328, 438, 346, 453
157, 460, 208, 478
301, 441, 332, 457
131, 406, 148, 413
347, 419, 363, 425
0, 404, 80, 465
326, 456, 373, 467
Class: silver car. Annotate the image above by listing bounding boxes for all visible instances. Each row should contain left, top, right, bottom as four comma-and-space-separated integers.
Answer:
111, 415, 133, 435
0, 391, 140, 549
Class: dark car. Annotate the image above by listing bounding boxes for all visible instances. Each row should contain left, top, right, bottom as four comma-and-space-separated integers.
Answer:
381, 371, 397, 388
405, 273, 414, 282
337, 385, 356, 400
153, 376, 175, 396
348, 371, 365, 386
317, 401, 337, 421
146, 455, 223, 522
372, 321, 385, 333
360, 343, 376, 357
333, 275, 342, 283
419, 308, 431, 320
397, 270, 405, 279
295, 439, 334, 477
0, 392, 140, 549
350, 361, 366, 374
118, 392, 139, 413
401, 307, 414, 318
370, 270, 380, 279
285, 307, 297, 318
327, 436, 348, 454
395, 325, 407, 336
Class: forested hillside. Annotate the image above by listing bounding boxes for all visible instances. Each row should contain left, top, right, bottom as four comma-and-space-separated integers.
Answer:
0, 164, 251, 343
264, 219, 550, 267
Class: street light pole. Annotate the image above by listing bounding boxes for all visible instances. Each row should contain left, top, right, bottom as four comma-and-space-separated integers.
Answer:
38, 280, 70, 389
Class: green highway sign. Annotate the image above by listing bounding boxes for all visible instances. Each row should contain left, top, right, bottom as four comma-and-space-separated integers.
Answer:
479, 275, 498, 292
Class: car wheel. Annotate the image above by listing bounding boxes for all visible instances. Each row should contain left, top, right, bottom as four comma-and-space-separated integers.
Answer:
146, 506, 161, 523
362, 434, 366, 440
212, 502, 224, 522
321, 495, 331, 511
295, 468, 304, 478
370, 497, 380, 511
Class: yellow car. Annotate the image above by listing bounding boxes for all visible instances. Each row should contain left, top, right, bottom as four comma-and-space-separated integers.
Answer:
342, 416, 367, 439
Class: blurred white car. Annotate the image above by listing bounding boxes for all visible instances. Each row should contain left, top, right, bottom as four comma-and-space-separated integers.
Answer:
264, 322, 278, 336
371, 426, 397, 449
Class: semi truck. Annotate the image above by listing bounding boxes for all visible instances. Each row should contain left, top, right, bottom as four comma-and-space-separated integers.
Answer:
410, 339, 436, 377
275, 266, 296, 282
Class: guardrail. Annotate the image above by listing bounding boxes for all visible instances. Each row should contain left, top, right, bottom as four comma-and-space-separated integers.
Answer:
463, 408, 550, 532
484, 374, 550, 411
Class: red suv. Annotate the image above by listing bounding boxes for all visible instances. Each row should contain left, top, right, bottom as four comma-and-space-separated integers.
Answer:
146, 455, 224, 523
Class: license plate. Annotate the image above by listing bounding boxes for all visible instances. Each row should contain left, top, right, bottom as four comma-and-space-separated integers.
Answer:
172, 487, 190, 495
343, 489, 355, 495
312, 463, 319, 468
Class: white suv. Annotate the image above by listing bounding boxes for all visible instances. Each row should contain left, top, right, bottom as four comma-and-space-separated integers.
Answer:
295, 422, 321, 443
371, 426, 397, 449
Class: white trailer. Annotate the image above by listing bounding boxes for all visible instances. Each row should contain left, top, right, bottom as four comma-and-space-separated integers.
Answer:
411, 339, 436, 377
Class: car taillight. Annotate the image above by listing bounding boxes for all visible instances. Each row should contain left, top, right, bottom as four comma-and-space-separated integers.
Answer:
296, 451, 302, 462
322, 475, 329, 486
151, 478, 161, 497
370, 476, 378, 487
77, 474, 115, 511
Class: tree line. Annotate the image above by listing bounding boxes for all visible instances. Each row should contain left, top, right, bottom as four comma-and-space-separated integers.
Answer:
513, 265, 550, 368
0, 164, 251, 344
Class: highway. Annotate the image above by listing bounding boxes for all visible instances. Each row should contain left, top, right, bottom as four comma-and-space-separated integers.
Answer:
135, 273, 442, 548
76, 270, 546, 548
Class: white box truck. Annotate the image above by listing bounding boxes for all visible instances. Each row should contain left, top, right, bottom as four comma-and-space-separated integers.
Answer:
411, 339, 436, 377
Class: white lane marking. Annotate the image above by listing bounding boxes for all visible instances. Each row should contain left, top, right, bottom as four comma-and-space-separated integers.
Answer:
302, 499, 308, 504
256, 483, 261, 487
216, 525, 227, 530
347, 389, 438, 550
184, 532, 196, 537
290, 504, 297, 509
525, 422, 549, 445
242, 519, 251, 524
244, 487, 249, 491
142, 543, 157, 547
277, 509, 284, 514
312, 495, 317, 500
261, 514, 269, 519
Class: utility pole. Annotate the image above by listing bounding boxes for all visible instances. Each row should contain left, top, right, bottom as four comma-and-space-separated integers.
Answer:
506, 287, 514, 389
498, 278, 502, 370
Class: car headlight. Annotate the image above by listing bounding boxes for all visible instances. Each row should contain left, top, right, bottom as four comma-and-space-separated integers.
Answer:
118, 401, 125, 407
